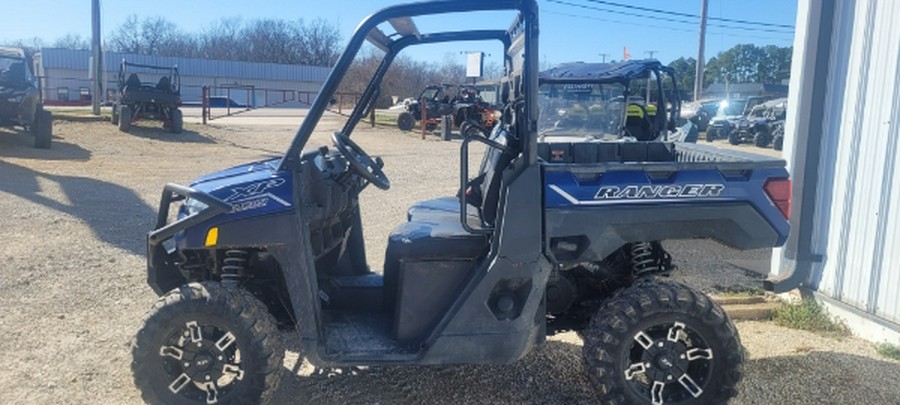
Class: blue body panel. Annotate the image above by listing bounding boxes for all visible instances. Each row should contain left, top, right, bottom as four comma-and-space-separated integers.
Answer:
544, 166, 790, 246
175, 158, 295, 248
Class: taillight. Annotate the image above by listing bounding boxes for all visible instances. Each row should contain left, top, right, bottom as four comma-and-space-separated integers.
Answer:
764, 178, 792, 219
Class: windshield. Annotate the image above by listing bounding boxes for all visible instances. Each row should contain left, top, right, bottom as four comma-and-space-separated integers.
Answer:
716, 100, 747, 117
0, 56, 28, 85
538, 82, 628, 141
420, 87, 441, 101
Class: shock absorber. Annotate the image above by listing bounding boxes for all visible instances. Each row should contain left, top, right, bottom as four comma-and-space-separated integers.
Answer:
221, 250, 249, 287
630, 242, 658, 276
630, 242, 676, 277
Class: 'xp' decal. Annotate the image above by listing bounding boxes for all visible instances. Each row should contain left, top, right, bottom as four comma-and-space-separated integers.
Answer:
224, 179, 286, 202
595, 184, 725, 199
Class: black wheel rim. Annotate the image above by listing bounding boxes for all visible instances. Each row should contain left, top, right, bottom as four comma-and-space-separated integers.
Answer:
622, 321, 714, 405
158, 320, 244, 404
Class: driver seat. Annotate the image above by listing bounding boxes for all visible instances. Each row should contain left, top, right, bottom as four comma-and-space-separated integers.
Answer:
382, 125, 515, 320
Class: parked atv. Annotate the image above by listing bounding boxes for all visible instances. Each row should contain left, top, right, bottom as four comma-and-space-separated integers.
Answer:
680, 98, 720, 132
0, 47, 52, 148
112, 60, 183, 133
397, 84, 498, 136
131, 3, 792, 405
706, 96, 770, 142
726, 116, 772, 146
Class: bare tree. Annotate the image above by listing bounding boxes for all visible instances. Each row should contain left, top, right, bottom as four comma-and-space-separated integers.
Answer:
109, 15, 143, 53
53, 34, 90, 50
106, 15, 341, 67
199, 18, 244, 61
297, 19, 341, 66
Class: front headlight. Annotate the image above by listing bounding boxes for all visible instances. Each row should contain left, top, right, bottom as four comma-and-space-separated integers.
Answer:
182, 198, 209, 216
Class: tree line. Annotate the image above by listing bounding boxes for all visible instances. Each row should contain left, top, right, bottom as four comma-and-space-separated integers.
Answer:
667, 44, 792, 101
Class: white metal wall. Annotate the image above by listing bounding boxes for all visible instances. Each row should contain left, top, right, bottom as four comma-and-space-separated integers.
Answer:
784, 0, 900, 326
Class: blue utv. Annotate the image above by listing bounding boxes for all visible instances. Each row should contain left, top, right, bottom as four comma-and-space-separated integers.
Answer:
131, 2, 794, 404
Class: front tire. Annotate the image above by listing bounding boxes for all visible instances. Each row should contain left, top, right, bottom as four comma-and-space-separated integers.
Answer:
773, 134, 784, 151
397, 111, 415, 131
111, 103, 120, 125
171, 108, 184, 134
119, 105, 132, 132
582, 280, 743, 405
753, 130, 771, 148
132, 282, 282, 405
33, 106, 52, 149
727, 130, 741, 145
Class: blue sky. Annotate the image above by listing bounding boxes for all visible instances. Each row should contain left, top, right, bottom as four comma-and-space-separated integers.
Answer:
2, 0, 797, 67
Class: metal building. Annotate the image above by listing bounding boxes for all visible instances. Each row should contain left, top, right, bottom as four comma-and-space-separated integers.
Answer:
774, 0, 900, 344
33, 48, 330, 106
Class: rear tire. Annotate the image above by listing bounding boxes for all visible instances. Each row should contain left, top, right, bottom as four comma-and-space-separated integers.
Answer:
111, 103, 120, 125
582, 280, 743, 405
397, 111, 415, 131
705, 129, 716, 142
132, 282, 282, 405
171, 109, 184, 134
33, 106, 52, 149
119, 105, 132, 132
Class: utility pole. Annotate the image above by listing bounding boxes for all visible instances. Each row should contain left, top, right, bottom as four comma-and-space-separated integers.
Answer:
598, 53, 609, 63
693, 0, 709, 101
644, 50, 658, 59
91, 0, 101, 115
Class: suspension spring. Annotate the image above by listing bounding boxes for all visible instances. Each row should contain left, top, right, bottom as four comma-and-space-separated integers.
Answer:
221, 250, 249, 287
631, 242, 660, 277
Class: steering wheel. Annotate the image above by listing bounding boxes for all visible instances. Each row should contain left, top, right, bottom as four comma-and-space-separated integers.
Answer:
332, 132, 391, 190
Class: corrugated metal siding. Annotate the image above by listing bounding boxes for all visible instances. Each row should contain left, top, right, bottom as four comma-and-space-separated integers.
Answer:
809, 0, 900, 324
39, 48, 331, 83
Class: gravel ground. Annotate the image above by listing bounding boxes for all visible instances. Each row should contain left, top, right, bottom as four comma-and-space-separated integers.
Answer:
0, 111, 897, 404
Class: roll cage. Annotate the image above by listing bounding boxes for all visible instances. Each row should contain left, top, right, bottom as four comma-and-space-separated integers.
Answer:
117, 60, 181, 93
278, 0, 539, 171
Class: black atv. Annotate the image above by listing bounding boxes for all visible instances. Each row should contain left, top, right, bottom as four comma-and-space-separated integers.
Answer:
0, 47, 52, 148
397, 84, 498, 136
112, 60, 183, 133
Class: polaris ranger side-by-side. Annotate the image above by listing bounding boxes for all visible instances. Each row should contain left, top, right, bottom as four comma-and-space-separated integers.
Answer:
131, 2, 793, 404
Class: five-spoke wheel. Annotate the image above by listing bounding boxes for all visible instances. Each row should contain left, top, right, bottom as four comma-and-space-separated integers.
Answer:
582, 280, 743, 404
132, 282, 282, 404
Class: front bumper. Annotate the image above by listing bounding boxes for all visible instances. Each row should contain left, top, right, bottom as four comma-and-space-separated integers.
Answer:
146, 183, 231, 295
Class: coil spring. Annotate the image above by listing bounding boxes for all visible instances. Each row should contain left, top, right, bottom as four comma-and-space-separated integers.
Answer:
631, 242, 660, 277
221, 250, 249, 287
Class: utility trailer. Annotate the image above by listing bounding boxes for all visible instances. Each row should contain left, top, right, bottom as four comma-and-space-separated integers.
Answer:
131, 2, 793, 404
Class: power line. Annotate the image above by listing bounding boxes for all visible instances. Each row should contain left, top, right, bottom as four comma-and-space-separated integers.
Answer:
542, 9, 795, 42
546, 0, 794, 35
579, 0, 795, 29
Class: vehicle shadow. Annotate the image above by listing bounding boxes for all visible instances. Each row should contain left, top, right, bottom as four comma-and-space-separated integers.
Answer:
124, 125, 216, 144
0, 127, 92, 161
272, 336, 900, 404
0, 160, 155, 255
